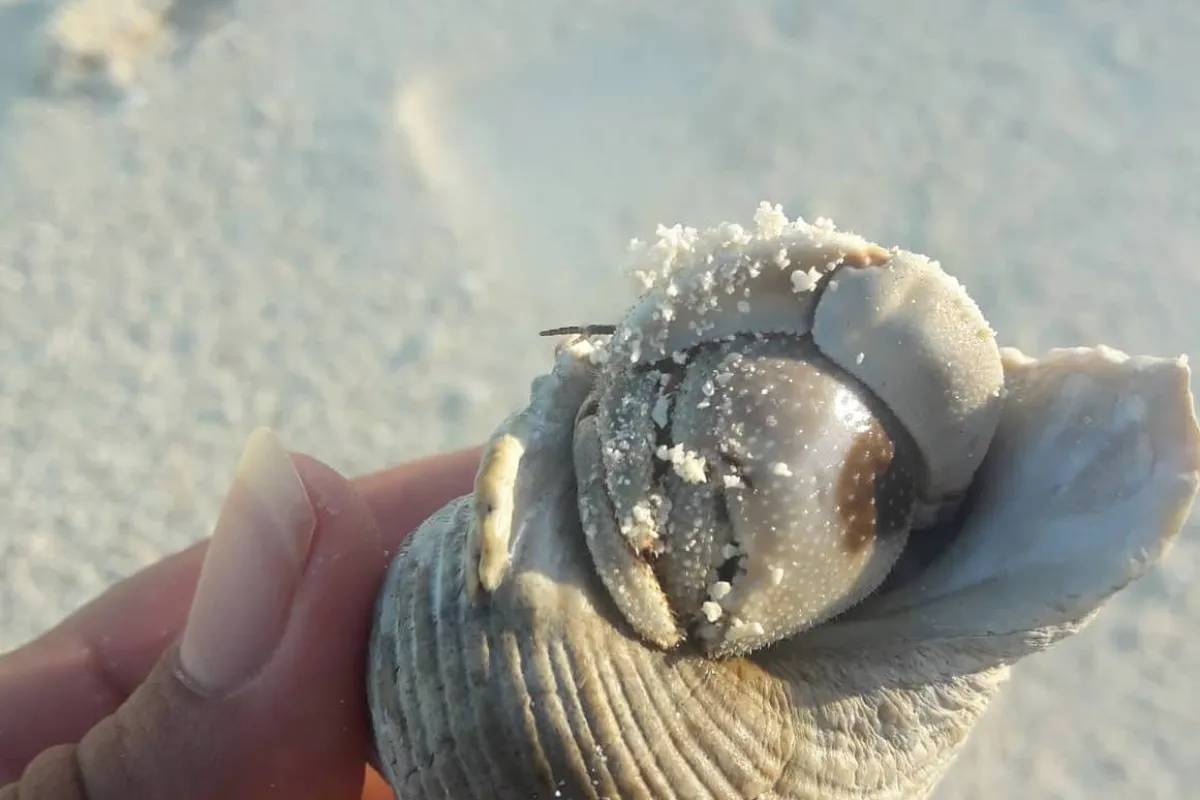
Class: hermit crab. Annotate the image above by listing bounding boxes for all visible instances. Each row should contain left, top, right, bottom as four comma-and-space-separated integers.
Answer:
367, 203, 1200, 800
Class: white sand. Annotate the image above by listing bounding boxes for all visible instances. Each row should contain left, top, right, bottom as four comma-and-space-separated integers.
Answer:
1, 1, 1197, 796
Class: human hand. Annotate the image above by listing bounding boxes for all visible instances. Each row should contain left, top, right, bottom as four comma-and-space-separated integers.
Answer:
0, 430, 480, 799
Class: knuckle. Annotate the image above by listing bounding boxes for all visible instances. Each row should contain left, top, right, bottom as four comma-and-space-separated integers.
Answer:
2, 743, 92, 800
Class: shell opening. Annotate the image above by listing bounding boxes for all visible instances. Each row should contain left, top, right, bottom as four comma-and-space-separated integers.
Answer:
577, 331, 924, 657
571, 204, 1004, 658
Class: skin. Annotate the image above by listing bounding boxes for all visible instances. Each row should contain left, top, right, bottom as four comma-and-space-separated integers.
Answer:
0, 446, 481, 800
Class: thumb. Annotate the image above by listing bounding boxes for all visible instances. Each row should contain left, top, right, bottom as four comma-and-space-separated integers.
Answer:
7, 429, 390, 800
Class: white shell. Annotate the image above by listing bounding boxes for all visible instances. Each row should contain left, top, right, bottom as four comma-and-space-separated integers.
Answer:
369, 337, 1199, 800
367, 204, 1200, 800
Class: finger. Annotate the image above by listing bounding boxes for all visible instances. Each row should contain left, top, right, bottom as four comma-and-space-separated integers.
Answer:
354, 445, 481, 552
5, 430, 388, 799
0, 447, 479, 782
0, 542, 205, 782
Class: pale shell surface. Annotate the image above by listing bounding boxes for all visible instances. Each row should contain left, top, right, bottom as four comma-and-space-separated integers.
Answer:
368, 204, 1200, 800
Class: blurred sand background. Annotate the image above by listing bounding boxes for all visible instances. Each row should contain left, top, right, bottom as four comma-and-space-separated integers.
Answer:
0, 0, 1197, 796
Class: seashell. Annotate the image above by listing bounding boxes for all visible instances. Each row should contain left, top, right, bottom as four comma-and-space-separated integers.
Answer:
367, 203, 1200, 800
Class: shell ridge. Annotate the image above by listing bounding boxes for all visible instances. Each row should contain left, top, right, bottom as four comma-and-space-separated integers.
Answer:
676, 659, 789, 794
520, 616, 599, 798
427, 501, 479, 797
623, 651, 731, 798
759, 648, 1002, 798
499, 628, 560, 795
600, 636, 702, 797
454, 547, 513, 800
403, 509, 454, 798
566, 620, 645, 797
367, 539, 415, 790
583, 621, 668, 797
549, 637, 619, 797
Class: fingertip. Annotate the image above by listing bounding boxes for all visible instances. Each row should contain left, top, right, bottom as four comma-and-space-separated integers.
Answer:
288, 451, 389, 596
291, 453, 382, 536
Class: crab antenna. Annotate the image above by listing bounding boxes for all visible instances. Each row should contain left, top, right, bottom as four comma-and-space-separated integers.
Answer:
538, 324, 617, 337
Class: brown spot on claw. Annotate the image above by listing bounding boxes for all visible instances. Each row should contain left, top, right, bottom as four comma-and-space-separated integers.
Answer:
835, 421, 895, 554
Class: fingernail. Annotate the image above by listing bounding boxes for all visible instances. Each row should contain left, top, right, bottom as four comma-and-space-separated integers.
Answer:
179, 427, 316, 693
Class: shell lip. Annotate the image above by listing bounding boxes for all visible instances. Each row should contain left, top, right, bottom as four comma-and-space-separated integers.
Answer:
792, 345, 1200, 655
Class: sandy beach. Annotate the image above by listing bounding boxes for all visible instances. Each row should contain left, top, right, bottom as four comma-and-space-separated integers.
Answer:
1, 1, 1198, 796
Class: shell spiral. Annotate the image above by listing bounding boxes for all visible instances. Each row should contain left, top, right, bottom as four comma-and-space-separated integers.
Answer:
367, 204, 1200, 800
